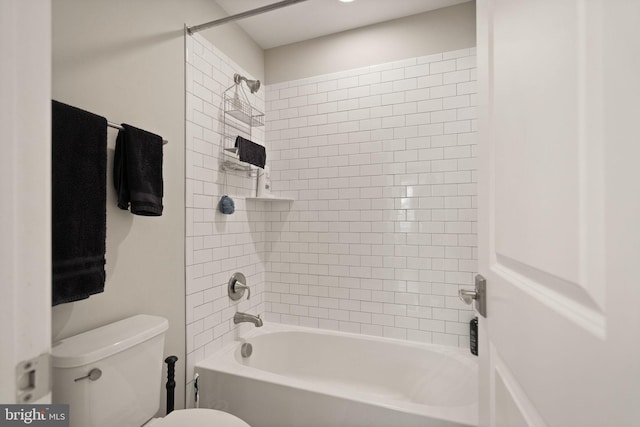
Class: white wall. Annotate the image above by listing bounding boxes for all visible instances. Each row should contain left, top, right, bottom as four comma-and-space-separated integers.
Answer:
264, 48, 478, 346
265, 2, 476, 84
51, 0, 263, 412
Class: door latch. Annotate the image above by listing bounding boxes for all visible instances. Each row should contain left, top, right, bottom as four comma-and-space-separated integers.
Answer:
458, 274, 487, 317
16, 353, 50, 403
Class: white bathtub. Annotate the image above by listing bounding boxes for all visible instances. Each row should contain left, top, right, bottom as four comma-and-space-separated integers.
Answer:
195, 323, 478, 427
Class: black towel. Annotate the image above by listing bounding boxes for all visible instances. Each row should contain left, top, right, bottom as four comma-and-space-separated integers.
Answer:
235, 136, 266, 169
114, 124, 163, 216
52, 100, 107, 306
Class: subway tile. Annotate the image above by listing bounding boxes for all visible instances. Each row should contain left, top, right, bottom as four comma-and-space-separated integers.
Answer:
418, 123, 444, 136
443, 70, 471, 84
405, 113, 430, 126
348, 86, 371, 99
417, 99, 443, 112
430, 84, 457, 99
456, 55, 476, 70
298, 83, 319, 95
338, 76, 360, 89
444, 145, 472, 159
420, 319, 445, 333
457, 106, 478, 120
317, 79, 338, 92
443, 95, 470, 110
393, 102, 418, 116
430, 60, 456, 74
280, 86, 298, 98
396, 316, 419, 329
417, 53, 443, 64
359, 72, 381, 86
405, 64, 430, 78
381, 92, 405, 105
457, 81, 477, 95
370, 82, 394, 95
431, 110, 457, 123
443, 48, 470, 60
444, 120, 471, 134
381, 68, 405, 82
393, 78, 418, 92
191, 42, 478, 354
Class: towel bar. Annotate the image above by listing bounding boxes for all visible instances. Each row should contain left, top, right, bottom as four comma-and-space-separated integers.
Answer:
108, 121, 168, 145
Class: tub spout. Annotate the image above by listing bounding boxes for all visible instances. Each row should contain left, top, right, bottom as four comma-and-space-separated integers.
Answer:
234, 312, 263, 327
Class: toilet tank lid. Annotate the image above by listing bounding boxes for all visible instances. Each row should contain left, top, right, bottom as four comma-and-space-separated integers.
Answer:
52, 315, 169, 368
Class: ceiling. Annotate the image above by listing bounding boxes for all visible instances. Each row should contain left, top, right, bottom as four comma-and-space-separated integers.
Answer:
213, 0, 470, 49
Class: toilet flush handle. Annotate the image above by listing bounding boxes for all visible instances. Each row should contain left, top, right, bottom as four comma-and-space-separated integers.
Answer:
74, 368, 102, 382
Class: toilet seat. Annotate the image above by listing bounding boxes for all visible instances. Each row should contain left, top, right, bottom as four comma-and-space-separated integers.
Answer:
146, 409, 250, 427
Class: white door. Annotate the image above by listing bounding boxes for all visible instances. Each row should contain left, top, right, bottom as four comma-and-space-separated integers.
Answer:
0, 0, 52, 404
477, 1, 640, 426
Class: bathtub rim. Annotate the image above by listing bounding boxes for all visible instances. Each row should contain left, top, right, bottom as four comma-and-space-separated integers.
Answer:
196, 322, 478, 426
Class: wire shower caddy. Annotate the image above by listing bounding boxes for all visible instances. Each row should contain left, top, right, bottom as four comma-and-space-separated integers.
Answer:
221, 81, 264, 173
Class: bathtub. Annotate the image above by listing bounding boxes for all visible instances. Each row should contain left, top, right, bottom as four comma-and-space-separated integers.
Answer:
195, 323, 478, 427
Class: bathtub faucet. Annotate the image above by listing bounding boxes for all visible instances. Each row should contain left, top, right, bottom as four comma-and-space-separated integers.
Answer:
234, 312, 263, 327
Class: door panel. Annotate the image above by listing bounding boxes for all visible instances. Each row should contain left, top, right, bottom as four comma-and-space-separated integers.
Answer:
478, 0, 640, 426
492, 0, 604, 317
0, 0, 52, 403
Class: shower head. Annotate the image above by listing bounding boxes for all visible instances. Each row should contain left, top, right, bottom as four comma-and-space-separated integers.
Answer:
234, 73, 261, 94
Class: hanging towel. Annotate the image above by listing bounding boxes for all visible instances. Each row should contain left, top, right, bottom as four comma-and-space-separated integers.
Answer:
52, 100, 107, 306
114, 124, 164, 216
235, 136, 266, 169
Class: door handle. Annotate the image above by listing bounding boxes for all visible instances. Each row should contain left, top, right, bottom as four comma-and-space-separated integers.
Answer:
458, 274, 487, 317
459, 289, 478, 304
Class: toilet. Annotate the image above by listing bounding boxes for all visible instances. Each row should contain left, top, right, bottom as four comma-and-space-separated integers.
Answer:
52, 314, 250, 427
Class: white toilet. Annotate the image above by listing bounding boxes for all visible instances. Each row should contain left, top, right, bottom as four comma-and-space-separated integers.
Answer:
52, 314, 250, 427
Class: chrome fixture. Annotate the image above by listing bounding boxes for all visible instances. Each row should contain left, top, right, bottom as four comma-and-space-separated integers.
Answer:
458, 274, 487, 318
193, 372, 200, 408
241, 343, 253, 358
458, 289, 477, 305
234, 312, 263, 327
228, 272, 250, 301
234, 73, 261, 94
107, 121, 168, 145
74, 368, 102, 382
187, 0, 310, 34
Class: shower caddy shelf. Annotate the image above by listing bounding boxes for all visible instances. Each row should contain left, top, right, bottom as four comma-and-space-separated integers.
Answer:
225, 96, 264, 128
221, 89, 265, 174
220, 78, 293, 203
247, 195, 294, 202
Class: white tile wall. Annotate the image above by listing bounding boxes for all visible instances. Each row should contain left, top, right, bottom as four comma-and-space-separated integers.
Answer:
186, 33, 478, 393
264, 48, 478, 348
185, 34, 267, 384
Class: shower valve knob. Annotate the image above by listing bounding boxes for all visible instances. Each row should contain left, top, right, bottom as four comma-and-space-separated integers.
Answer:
233, 281, 250, 300
228, 272, 250, 300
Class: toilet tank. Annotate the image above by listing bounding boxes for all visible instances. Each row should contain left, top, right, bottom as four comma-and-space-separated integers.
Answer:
52, 315, 169, 427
